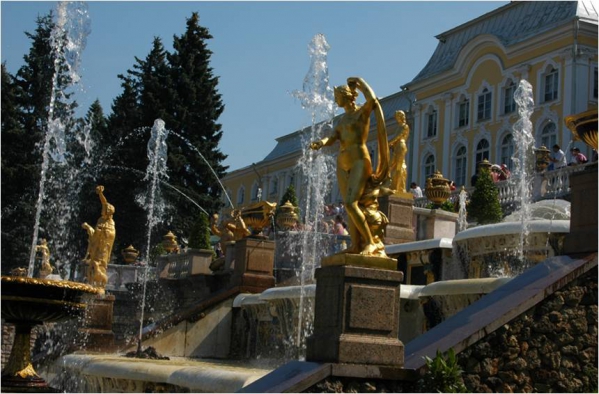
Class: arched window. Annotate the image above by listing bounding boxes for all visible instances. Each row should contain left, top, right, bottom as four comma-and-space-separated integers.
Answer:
475, 139, 490, 164
423, 153, 436, 184
540, 122, 558, 148
500, 133, 514, 170
454, 146, 467, 187
237, 186, 245, 205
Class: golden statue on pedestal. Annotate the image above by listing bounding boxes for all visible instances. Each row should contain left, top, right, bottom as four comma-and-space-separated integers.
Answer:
389, 110, 410, 194
210, 209, 250, 254
82, 186, 116, 291
310, 77, 391, 258
35, 238, 53, 278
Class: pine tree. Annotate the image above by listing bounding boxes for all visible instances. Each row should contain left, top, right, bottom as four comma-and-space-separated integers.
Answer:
468, 168, 503, 225
188, 213, 212, 251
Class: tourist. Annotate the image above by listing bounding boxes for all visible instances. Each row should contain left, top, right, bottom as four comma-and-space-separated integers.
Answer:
498, 164, 511, 181
569, 147, 588, 165
410, 182, 423, 198
490, 164, 501, 182
333, 215, 346, 235
549, 144, 567, 170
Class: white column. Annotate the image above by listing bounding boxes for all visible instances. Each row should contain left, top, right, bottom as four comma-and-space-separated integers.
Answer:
409, 103, 422, 186
442, 93, 453, 177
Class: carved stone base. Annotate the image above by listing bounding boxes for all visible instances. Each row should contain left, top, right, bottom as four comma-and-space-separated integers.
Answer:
379, 194, 415, 245
232, 238, 275, 292
79, 294, 115, 351
306, 265, 404, 366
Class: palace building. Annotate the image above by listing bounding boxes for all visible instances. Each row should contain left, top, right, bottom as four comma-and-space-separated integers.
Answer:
221, 1, 598, 214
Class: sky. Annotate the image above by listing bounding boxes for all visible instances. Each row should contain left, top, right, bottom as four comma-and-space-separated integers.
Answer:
1, 1, 508, 172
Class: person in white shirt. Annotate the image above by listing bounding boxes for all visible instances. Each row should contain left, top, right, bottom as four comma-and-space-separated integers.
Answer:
410, 182, 423, 198
549, 144, 567, 169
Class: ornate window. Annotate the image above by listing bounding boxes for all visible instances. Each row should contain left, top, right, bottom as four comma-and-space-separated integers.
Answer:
426, 109, 438, 138
500, 133, 514, 170
477, 88, 492, 122
454, 146, 467, 187
237, 186, 245, 205
503, 80, 516, 115
423, 153, 436, 183
457, 97, 469, 128
543, 67, 559, 102
539, 122, 557, 149
475, 139, 490, 164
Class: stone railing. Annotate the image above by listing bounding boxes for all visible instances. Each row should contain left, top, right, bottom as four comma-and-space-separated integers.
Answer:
414, 162, 595, 208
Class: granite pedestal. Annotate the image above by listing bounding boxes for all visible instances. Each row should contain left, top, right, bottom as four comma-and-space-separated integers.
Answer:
79, 294, 115, 351
306, 260, 405, 366
232, 238, 275, 293
379, 193, 416, 245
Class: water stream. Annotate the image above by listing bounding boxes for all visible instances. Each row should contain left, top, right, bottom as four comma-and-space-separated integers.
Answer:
28, 1, 91, 277
289, 33, 336, 358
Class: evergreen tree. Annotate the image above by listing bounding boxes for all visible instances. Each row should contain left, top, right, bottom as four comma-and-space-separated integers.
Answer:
188, 213, 212, 251
277, 185, 300, 215
468, 168, 503, 225
1, 63, 35, 273
166, 12, 227, 231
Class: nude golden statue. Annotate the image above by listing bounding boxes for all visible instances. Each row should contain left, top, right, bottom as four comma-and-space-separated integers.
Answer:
310, 77, 390, 257
389, 110, 410, 194
82, 186, 115, 291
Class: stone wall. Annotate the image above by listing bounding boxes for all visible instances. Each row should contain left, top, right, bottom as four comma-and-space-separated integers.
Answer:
458, 267, 597, 393
304, 267, 597, 393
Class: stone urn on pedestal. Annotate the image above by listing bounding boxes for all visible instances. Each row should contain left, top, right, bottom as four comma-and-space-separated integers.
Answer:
424, 170, 452, 207
534, 145, 551, 172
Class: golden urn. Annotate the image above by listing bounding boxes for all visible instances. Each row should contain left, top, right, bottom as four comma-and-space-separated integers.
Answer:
565, 108, 598, 151
241, 201, 277, 236
276, 200, 299, 230
534, 145, 551, 172
424, 170, 452, 206
121, 245, 140, 264
162, 231, 179, 254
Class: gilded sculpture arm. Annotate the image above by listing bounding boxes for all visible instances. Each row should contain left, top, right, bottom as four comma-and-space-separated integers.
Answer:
310, 131, 338, 150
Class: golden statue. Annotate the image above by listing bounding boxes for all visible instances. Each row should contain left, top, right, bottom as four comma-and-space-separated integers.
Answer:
310, 77, 391, 257
389, 110, 410, 194
82, 186, 115, 291
210, 209, 250, 255
35, 238, 53, 278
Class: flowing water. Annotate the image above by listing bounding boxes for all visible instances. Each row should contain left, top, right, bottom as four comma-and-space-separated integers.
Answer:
457, 188, 469, 233
137, 119, 170, 348
289, 33, 336, 358
509, 79, 536, 266
28, 1, 92, 277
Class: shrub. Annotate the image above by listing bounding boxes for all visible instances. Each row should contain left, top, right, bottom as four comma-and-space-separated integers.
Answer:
418, 348, 468, 393
467, 168, 503, 224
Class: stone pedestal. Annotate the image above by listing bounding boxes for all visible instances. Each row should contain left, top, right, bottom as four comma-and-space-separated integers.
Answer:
564, 164, 597, 255
232, 238, 275, 292
379, 193, 416, 245
306, 263, 405, 366
413, 207, 458, 240
79, 294, 115, 351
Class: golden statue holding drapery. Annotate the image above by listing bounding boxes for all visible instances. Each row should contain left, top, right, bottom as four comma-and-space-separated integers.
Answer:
82, 186, 116, 292
389, 110, 410, 194
310, 77, 391, 258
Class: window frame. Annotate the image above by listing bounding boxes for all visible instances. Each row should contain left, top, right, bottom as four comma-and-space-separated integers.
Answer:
475, 139, 490, 164
477, 88, 492, 122
454, 145, 467, 187
543, 67, 559, 103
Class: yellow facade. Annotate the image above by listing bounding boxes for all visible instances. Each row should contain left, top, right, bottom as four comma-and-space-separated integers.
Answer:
222, 1, 598, 214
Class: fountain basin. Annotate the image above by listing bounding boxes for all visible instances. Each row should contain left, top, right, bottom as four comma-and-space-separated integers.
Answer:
1, 276, 100, 391
52, 354, 272, 393
453, 220, 570, 278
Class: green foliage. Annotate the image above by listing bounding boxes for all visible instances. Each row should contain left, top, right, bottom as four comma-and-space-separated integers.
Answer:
100, 13, 227, 251
467, 168, 503, 224
426, 199, 456, 213
188, 213, 212, 251
418, 349, 468, 393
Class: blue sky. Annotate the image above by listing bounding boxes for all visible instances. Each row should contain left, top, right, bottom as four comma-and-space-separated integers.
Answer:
1, 1, 507, 172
